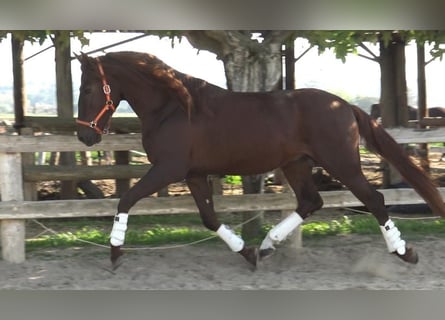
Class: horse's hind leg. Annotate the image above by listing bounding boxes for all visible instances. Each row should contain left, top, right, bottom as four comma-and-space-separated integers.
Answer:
319, 154, 418, 264
260, 156, 323, 259
186, 174, 258, 269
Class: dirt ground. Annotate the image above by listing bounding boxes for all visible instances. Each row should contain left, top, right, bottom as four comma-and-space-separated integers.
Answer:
1, 234, 445, 289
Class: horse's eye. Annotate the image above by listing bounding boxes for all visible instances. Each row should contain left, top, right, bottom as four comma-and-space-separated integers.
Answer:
82, 88, 92, 95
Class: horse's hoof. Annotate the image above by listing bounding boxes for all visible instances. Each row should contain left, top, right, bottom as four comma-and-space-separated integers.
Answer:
239, 246, 259, 270
259, 247, 276, 260
110, 245, 124, 270
393, 246, 419, 264
111, 255, 124, 270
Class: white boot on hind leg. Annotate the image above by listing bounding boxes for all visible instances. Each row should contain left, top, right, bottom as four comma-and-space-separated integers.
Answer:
379, 218, 418, 264
260, 212, 303, 258
380, 219, 406, 255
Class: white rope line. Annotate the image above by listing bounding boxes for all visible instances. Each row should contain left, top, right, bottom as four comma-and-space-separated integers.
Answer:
31, 219, 109, 249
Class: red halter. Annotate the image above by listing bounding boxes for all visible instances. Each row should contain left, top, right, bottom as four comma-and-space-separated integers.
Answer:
76, 57, 116, 134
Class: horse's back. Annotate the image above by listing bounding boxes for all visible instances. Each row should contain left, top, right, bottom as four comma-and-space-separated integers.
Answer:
290, 88, 358, 129
189, 88, 359, 175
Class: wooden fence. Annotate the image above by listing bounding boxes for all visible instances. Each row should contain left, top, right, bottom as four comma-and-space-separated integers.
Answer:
1, 126, 445, 263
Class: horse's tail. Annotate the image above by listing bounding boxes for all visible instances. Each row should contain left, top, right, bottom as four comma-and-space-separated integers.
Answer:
351, 104, 445, 217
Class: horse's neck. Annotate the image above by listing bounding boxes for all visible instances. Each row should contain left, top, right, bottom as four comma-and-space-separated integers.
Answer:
122, 68, 225, 119
179, 74, 226, 104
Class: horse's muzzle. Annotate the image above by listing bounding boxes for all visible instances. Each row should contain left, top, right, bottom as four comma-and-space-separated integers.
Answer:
77, 132, 102, 146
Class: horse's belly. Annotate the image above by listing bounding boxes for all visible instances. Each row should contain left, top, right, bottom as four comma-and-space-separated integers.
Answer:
192, 145, 300, 175
191, 122, 304, 175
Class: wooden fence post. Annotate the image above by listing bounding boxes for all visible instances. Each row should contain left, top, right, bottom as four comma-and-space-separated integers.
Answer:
21, 127, 37, 201
0, 152, 26, 263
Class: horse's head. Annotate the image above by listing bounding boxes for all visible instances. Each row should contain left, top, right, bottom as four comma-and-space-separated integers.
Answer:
75, 53, 120, 146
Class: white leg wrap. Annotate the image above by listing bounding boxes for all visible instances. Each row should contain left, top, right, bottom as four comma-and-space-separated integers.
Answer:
380, 219, 406, 255
260, 212, 303, 250
216, 224, 244, 252
110, 213, 128, 246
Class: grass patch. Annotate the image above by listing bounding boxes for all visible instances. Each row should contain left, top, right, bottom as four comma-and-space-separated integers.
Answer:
302, 216, 376, 238
302, 215, 445, 238
26, 214, 445, 251
359, 146, 371, 154
224, 175, 242, 185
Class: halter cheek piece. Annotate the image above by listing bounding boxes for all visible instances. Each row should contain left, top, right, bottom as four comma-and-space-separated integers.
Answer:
76, 57, 116, 135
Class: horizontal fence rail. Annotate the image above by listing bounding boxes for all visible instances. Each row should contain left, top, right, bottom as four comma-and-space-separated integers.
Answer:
24, 116, 141, 134
0, 133, 143, 152
1, 188, 444, 220
23, 164, 151, 181
1, 127, 445, 153
384, 127, 445, 144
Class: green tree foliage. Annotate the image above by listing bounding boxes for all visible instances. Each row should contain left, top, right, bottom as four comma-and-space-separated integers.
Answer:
300, 30, 445, 63
0, 30, 90, 48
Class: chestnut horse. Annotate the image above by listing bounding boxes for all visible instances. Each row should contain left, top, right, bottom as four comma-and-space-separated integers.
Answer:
76, 51, 445, 270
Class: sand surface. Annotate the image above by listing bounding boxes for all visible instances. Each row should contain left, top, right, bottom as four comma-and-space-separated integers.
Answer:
1, 234, 445, 290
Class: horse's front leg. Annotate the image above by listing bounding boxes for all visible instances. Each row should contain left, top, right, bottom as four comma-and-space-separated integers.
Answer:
110, 164, 186, 269
186, 174, 258, 270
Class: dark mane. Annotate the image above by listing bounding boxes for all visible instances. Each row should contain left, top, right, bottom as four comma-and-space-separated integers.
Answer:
105, 51, 193, 118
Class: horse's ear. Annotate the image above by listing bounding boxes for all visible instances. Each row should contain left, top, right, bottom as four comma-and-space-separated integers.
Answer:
73, 52, 82, 62
74, 52, 90, 64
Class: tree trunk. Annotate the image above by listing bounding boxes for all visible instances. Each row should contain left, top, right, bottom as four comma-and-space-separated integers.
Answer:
11, 33, 26, 131
379, 35, 408, 128
223, 45, 282, 92
379, 34, 408, 187
284, 42, 295, 91
53, 31, 77, 199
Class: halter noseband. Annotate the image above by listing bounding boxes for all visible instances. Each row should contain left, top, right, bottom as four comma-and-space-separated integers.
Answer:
76, 57, 116, 135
